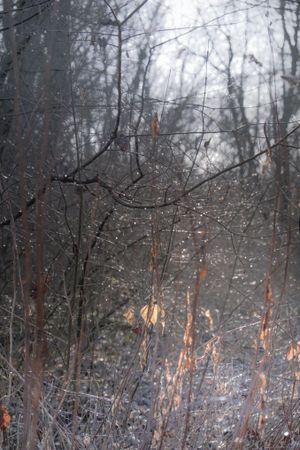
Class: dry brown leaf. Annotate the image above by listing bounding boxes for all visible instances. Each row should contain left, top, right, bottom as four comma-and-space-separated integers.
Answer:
124, 306, 135, 326
140, 303, 160, 326
287, 344, 295, 361
0, 405, 11, 430
286, 340, 300, 361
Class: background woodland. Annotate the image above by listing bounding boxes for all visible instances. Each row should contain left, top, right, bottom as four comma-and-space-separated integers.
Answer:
0, 0, 300, 448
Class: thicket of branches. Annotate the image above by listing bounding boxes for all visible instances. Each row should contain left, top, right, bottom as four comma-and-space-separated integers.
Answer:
0, 0, 300, 449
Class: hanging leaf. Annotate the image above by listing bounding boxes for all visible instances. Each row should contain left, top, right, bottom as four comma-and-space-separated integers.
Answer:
0, 405, 11, 430
286, 340, 300, 361
286, 344, 295, 361
124, 306, 135, 326
140, 303, 160, 326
